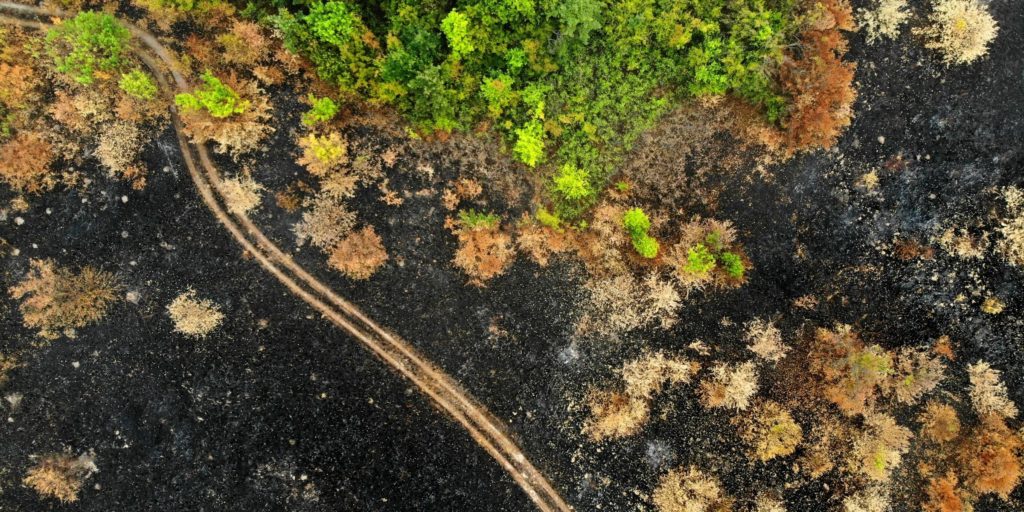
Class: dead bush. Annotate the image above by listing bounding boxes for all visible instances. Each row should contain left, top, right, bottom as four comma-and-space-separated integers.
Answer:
0, 131, 56, 193
515, 223, 573, 267
809, 325, 892, 416
584, 353, 699, 441
327, 226, 388, 280
780, 0, 857, 151
918, 401, 961, 443
699, 361, 759, 411
0, 63, 40, 109
968, 361, 1019, 419
858, 0, 910, 43
849, 412, 912, 482
453, 224, 515, 286
293, 196, 357, 249
745, 318, 789, 363
167, 290, 224, 338
736, 401, 803, 462
95, 121, 146, 188
219, 174, 264, 215
887, 347, 946, 405
9, 259, 118, 338
997, 186, 1024, 266
23, 452, 97, 503
652, 466, 731, 512
916, 0, 998, 65
959, 415, 1022, 498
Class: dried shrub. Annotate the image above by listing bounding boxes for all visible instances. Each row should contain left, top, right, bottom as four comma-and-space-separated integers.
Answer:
918, 401, 961, 443
736, 401, 803, 462
219, 21, 269, 68
745, 318, 789, 363
959, 415, 1022, 498
997, 187, 1024, 266
219, 174, 264, 215
177, 74, 273, 157
968, 361, 1019, 419
849, 412, 912, 482
0, 353, 19, 386
887, 347, 946, 405
800, 415, 854, 478
293, 196, 356, 249
780, 0, 857, 151
167, 290, 224, 338
842, 487, 890, 512
858, 0, 910, 43
575, 274, 682, 338
23, 452, 98, 503
327, 226, 388, 280
922, 474, 968, 512
916, 0, 998, 65
0, 132, 56, 193
0, 63, 40, 109
700, 362, 759, 411
515, 223, 573, 267
584, 353, 699, 441
95, 121, 145, 188
9, 259, 118, 338
652, 466, 731, 512
452, 220, 514, 286
809, 325, 892, 416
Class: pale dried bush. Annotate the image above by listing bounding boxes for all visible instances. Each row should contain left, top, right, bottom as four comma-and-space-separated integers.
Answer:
753, 494, 787, 512
575, 274, 682, 338
584, 353, 699, 441
23, 452, 97, 503
700, 361, 759, 411
736, 401, 803, 461
745, 318, 789, 363
219, 174, 264, 215
858, 0, 910, 43
167, 290, 224, 338
849, 412, 912, 482
0, 131, 56, 193
887, 347, 946, 405
968, 361, 1018, 418
95, 121, 145, 188
917, 0, 998, 65
997, 187, 1024, 266
453, 225, 514, 286
327, 226, 388, 280
918, 401, 961, 443
9, 259, 118, 338
293, 196, 356, 249
842, 487, 890, 512
652, 466, 730, 512
936, 226, 989, 259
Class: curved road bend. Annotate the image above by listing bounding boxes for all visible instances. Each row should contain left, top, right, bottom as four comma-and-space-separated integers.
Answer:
0, 4, 572, 511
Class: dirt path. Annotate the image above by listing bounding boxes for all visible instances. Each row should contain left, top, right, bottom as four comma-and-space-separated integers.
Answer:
0, 4, 572, 510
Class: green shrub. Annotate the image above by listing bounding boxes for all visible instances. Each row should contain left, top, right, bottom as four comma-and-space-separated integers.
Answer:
684, 243, 717, 274
622, 208, 651, 238
119, 70, 157, 100
536, 207, 562, 230
175, 71, 248, 118
622, 207, 658, 259
632, 234, 659, 259
46, 11, 131, 85
720, 251, 745, 279
302, 94, 339, 126
458, 209, 500, 229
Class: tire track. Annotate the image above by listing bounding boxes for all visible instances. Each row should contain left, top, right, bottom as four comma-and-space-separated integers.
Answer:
0, 4, 572, 510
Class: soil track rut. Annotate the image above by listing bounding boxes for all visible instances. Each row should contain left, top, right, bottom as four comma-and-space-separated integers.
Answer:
0, 4, 572, 510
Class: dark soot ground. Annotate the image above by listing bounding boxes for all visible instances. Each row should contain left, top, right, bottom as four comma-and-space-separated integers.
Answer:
2, 0, 1023, 510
